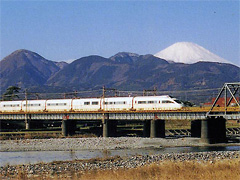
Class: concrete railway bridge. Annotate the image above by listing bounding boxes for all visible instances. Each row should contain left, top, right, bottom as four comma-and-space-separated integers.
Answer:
0, 83, 239, 144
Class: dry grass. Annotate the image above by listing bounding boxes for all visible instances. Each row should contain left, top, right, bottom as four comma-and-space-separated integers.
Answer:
73, 159, 240, 180
6, 158, 240, 180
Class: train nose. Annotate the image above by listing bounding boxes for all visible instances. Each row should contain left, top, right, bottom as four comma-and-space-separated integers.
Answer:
178, 103, 184, 108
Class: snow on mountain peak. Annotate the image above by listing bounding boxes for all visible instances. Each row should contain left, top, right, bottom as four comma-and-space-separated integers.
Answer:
154, 42, 230, 64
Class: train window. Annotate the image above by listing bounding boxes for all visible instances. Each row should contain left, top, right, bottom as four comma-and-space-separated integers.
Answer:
114, 101, 126, 105
162, 100, 174, 104
4, 104, 20, 107
105, 102, 113, 105
147, 101, 157, 104
47, 103, 67, 106
92, 101, 99, 105
84, 102, 90, 105
3, 104, 19, 107
138, 101, 146, 104
4, 105, 12, 107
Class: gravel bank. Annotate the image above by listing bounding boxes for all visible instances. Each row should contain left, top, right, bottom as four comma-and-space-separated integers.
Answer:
0, 137, 212, 152
1, 151, 239, 178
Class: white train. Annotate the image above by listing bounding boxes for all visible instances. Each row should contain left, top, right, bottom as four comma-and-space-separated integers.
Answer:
0, 95, 184, 113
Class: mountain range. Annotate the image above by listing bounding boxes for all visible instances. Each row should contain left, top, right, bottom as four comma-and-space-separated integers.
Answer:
0, 42, 239, 95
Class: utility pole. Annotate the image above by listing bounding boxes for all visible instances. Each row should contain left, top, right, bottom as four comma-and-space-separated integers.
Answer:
102, 86, 105, 98
25, 89, 28, 111
25, 89, 30, 130
102, 86, 118, 97
143, 87, 157, 96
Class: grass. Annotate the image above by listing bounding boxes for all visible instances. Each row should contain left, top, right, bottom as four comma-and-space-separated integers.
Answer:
4, 158, 240, 180
77, 159, 240, 180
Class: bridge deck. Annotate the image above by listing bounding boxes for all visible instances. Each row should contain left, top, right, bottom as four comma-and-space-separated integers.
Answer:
0, 107, 239, 120
0, 107, 239, 114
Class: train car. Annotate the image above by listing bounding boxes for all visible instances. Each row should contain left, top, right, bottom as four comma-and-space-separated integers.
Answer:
21, 100, 46, 112
72, 98, 101, 111
0, 100, 22, 112
0, 95, 183, 113
103, 97, 133, 111
45, 99, 72, 112
133, 95, 183, 110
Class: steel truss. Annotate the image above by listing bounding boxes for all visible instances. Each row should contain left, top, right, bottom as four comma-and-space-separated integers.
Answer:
207, 82, 240, 117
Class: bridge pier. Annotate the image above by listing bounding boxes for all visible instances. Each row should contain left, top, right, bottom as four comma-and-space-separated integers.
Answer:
25, 119, 31, 130
143, 119, 165, 138
25, 114, 31, 130
143, 120, 150, 137
150, 119, 165, 138
102, 113, 109, 137
191, 120, 201, 137
62, 118, 77, 137
102, 114, 117, 137
200, 117, 226, 144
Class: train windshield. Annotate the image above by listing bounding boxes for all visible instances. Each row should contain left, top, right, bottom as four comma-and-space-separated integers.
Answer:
174, 100, 182, 104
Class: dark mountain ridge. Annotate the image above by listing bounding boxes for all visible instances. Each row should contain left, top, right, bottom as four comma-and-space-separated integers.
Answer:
0, 49, 60, 91
1, 50, 239, 94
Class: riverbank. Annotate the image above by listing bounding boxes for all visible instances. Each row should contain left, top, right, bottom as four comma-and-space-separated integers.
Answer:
1, 137, 240, 152
1, 151, 239, 179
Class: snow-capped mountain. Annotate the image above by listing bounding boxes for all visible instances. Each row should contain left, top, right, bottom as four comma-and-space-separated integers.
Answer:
154, 42, 230, 64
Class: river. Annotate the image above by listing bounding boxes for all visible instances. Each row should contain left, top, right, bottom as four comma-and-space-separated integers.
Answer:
1, 146, 239, 167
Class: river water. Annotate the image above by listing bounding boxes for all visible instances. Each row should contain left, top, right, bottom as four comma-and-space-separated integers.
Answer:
1, 146, 239, 167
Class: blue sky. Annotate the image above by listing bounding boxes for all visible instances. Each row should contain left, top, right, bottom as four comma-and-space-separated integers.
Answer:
1, 1, 239, 65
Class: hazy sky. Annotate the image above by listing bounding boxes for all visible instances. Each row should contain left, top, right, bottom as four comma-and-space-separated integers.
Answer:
1, 1, 239, 65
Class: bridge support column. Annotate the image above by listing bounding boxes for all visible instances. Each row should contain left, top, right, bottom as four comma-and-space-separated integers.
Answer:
25, 119, 31, 130
102, 113, 113, 137
214, 117, 227, 142
150, 119, 165, 138
108, 120, 117, 137
143, 120, 150, 137
62, 115, 76, 137
68, 120, 77, 136
191, 120, 201, 137
200, 117, 226, 144
62, 119, 68, 137
25, 114, 31, 130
